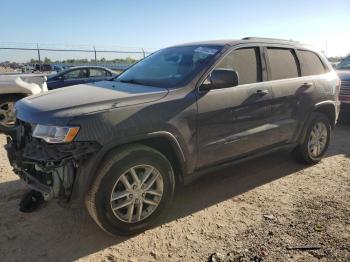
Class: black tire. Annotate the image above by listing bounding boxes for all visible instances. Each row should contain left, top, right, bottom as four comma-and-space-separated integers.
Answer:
0, 94, 22, 132
292, 112, 331, 164
85, 144, 175, 236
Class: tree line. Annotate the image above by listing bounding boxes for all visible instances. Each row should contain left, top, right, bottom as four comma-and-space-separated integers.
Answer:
29, 56, 138, 64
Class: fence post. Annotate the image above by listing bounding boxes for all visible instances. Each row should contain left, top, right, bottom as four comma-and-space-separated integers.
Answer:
37, 43, 41, 70
93, 46, 97, 63
141, 48, 145, 58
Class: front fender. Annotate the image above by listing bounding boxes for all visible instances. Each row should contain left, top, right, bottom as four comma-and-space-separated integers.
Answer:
69, 131, 187, 207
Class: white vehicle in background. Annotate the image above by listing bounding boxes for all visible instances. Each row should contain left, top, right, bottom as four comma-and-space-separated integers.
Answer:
0, 74, 47, 128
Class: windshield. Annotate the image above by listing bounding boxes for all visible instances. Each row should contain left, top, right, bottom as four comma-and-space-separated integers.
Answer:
116, 45, 222, 87
337, 56, 350, 70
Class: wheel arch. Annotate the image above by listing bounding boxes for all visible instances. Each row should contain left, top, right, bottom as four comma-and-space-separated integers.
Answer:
70, 131, 187, 206
314, 101, 337, 128
297, 101, 336, 145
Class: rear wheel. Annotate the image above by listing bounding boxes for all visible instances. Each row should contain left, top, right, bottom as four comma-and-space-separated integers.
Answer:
292, 112, 331, 164
85, 144, 175, 235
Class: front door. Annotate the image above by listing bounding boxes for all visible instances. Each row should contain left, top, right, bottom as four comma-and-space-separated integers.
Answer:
62, 68, 89, 87
196, 46, 275, 169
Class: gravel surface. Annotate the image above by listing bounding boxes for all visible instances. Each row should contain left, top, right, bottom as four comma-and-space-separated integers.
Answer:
0, 124, 349, 262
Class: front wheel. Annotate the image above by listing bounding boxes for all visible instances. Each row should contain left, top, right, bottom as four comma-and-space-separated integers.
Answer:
292, 112, 331, 164
85, 144, 175, 235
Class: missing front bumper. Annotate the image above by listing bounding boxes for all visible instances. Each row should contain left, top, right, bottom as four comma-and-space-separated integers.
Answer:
5, 122, 101, 201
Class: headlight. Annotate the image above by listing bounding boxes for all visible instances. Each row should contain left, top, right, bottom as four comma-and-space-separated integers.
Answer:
32, 125, 80, 143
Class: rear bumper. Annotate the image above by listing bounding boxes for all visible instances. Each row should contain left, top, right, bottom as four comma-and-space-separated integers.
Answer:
340, 102, 350, 113
338, 102, 350, 121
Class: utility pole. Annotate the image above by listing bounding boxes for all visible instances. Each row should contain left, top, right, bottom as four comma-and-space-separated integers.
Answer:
93, 46, 97, 63
37, 43, 41, 70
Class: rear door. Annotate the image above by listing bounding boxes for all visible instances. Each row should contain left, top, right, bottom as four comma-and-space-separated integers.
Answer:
264, 47, 314, 144
196, 46, 275, 168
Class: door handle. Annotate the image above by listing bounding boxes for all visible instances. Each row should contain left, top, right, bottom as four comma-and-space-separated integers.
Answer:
256, 89, 269, 96
301, 82, 313, 88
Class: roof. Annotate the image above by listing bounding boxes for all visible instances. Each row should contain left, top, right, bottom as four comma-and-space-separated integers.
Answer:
172, 37, 312, 50
66, 66, 113, 71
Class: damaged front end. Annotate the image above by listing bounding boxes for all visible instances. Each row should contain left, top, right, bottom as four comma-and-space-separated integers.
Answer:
4, 120, 101, 202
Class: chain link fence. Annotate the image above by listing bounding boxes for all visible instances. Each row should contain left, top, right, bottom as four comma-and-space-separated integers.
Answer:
0, 43, 157, 72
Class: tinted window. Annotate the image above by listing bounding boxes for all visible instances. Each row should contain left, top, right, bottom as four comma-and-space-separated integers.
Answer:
299, 50, 326, 76
117, 45, 222, 87
267, 48, 299, 80
216, 47, 261, 85
64, 69, 88, 79
90, 68, 107, 77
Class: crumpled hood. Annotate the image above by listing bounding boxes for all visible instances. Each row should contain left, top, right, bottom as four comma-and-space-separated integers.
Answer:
336, 70, 350, 81
15, 80, 169, 125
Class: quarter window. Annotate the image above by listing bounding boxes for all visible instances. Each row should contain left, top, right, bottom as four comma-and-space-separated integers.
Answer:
299, 50, 326, 76
215, 47, 262, 85
267, 48, 299, 80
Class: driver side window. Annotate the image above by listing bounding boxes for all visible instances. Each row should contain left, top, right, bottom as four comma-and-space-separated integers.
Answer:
215, 47, 262, 85
64, 69, 88, 80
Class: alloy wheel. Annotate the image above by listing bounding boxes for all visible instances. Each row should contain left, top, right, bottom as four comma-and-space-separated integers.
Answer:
308, 122, 328, 158
110, 165, 164, 223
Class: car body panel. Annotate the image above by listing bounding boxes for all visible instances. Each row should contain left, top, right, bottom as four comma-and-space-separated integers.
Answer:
4, 38, 340, 207
0, 74, 47, 95
196, 82, 274, 168
15, 80, 169, 125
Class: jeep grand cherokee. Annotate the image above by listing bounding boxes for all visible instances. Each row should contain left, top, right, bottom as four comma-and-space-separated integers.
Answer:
4, 37, 340, 235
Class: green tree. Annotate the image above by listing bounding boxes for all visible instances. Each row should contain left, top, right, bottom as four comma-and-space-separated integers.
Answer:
44, 57, 52, 63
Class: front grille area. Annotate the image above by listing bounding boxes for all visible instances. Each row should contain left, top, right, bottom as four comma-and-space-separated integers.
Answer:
22, 138, 101, 162
340, 80, 350, 96
339, 80, 350, 102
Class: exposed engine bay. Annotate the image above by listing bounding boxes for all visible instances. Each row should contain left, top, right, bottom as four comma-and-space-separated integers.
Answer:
4, 120, 101, 202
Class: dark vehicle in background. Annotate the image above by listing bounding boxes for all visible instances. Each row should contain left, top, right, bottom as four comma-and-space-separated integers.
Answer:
336, 55, 350, 119
34, 63, 52, 72
52, 64, 65, 72
5, 38, 340, 235
46, 66, 117, 90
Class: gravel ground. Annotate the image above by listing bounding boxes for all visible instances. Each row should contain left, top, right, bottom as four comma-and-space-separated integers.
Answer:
0, 124, 349, 262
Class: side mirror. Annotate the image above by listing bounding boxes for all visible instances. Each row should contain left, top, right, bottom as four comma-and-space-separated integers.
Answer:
201, 69, 239, 90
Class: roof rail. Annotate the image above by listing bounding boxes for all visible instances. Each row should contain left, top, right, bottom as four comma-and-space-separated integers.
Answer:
242, 37, 299, 43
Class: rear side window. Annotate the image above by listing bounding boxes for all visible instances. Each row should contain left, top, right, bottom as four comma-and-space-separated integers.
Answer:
299, 50, 326, 76
90, 68, 108, 77
215, 47, 262, 85
267, 48, 299, 80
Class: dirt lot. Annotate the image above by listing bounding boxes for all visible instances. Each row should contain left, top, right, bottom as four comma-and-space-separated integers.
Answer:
0, 66, 17, 74
0, 124, 349, 262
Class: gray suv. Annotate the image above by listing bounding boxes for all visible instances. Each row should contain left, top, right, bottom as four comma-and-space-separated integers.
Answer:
4, 37, 340, 235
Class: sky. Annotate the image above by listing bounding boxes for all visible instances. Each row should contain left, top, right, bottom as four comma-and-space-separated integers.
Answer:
1, 0, 350, 62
